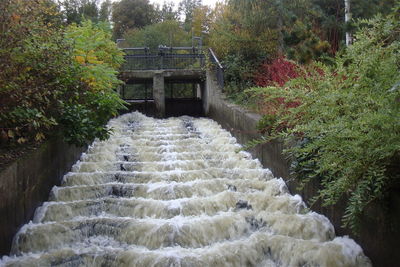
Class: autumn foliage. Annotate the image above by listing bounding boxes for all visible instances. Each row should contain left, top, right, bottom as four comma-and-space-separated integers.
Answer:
251, 56, 301, 132
254, 56, 300, 87
0, 0, 125, 147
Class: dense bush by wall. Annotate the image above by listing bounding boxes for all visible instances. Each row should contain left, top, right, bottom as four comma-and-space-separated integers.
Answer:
0, 0, 125, 148
246, 7, 400, 233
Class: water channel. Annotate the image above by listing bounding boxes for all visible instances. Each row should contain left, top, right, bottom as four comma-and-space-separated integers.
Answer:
1, 112, 371, 266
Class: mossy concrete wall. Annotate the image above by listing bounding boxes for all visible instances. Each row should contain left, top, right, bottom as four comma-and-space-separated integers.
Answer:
205, 70, 400, 267
0, 138, 85, 256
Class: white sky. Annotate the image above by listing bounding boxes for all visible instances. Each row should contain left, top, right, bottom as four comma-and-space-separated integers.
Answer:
149, 0, 217, 9
108, 0, 218, 10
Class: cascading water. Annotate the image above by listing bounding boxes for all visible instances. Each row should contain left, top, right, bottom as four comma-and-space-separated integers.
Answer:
1, 112, 371, 266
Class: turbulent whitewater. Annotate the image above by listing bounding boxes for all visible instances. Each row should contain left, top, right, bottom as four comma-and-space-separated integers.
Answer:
1, 112, 371, 266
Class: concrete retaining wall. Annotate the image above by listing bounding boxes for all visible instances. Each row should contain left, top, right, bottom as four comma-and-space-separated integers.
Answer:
0, 138, 85, 256
205, 70, 290, 179
204, 70, 400, 267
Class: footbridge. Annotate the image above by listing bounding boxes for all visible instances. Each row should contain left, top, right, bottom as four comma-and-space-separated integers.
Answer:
119, 46, 224, 117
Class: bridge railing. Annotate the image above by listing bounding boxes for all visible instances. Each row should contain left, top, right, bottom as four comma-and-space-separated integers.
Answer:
208, 48, 224, 90
120, 46, 225, 93
122, 47, 205, 71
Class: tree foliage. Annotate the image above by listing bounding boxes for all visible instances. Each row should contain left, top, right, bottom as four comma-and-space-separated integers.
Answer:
192, 5, 212, 38
208, 0, 324, 94
0, 0, 71, 144
99, 0, 112, 22
178, 0, 202, 32
66, 20, 124, 90
154, 1, 179, 22
111, 0, 156, 39
0, 0, 126, 147
123, 20, 191, 49
60, 0, 100, 24
62, 20, 126, 145
209, 1, 278, 63
208, 0, 398, 101
248, 7, 400, 233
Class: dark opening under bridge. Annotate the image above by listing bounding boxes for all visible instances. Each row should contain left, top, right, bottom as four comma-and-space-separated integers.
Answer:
119, 46, 224, 117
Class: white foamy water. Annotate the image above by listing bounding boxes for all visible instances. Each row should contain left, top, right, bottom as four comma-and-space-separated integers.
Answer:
0, 112, 371, 267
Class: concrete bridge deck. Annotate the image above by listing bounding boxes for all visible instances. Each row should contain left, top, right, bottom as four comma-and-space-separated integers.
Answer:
119, 47, 212, 117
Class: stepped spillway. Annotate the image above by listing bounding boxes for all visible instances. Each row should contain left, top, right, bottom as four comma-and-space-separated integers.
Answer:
0, 112, 371, 266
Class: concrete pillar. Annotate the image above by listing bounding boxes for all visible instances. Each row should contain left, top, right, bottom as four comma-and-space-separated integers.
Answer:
153, 73, 165, 117
204, 70, 215, 116
201, 80, 208, 115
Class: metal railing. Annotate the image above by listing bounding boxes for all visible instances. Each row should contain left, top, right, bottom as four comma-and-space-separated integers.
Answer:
208, 48, 224, 90
122, 47, 205, 71
120, 46, 225, 94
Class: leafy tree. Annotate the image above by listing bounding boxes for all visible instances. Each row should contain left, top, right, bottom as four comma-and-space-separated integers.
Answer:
208, 0, 280, 93
79, 0, 99, 21
154, 1, 179, 22
192, 5, 212, 37
209, 1, 278, 61
111, 0, 156, 39
0, 0, 126, 147
66, 20, 124, 90
351, 0, 397, 19
178, 0, 202, 31
63, 20, 126, 145
283, 20, 331, 64
0, 0, 72, 144
99, 0, 112, 21
60, 0, 100, 24
209, 0, 399, 96
123, 20, 191, 49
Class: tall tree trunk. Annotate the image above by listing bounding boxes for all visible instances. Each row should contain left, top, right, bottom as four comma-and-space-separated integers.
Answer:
344, 0, 352, 46
276, 0, 284, 54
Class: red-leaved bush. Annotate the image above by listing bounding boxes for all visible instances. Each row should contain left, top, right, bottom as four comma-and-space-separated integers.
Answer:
254, 56, 299, 87
252, 57, 303, 134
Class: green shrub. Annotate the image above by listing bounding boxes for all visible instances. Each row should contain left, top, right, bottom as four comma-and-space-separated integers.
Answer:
0, 1, 126, 147
60, 91, 123, 146
0, 0, 76, 144
61, 20, 126, 145
250, 7, 400, 233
